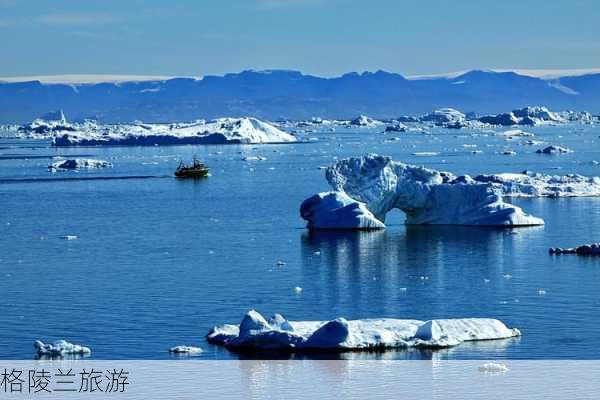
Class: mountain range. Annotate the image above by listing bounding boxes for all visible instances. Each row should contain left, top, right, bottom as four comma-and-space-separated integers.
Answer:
1, 69, 599, 123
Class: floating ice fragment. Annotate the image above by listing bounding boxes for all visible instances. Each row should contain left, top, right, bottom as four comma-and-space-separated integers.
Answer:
49, 158, 112, 170
536, 145, 573, 154
243, 156, 267, 161
34, 340, 91, 357
349, 115, 382, 127
496, 129, 534, 138
294, 286, 303, 294
478, 363, 509, 373
550, 243, 600, 256
169, 346, 203, 354
61, 235, 78, 240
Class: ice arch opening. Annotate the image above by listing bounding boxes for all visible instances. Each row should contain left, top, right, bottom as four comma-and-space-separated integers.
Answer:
300, 154, 544, 229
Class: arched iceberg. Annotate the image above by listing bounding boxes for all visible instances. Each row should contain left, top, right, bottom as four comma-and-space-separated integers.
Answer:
301, 154, 544, 229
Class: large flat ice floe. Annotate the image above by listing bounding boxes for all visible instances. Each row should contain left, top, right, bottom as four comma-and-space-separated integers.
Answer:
206, 310, 521, 352
301, 154, 545, 229
16, 114, 296, 146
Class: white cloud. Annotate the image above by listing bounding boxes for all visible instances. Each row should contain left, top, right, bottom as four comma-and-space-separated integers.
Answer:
0, 12, 121, 28
255, 0, 326, 9
34, 12, 121, 26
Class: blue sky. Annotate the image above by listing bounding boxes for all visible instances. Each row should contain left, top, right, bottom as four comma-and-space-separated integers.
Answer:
0, 0, 598, 77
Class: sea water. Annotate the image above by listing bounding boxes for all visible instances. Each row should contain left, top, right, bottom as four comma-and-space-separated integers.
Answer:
1, 123, 599, 359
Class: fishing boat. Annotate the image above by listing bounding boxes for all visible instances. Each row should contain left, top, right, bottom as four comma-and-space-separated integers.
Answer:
174, 157, 210, 178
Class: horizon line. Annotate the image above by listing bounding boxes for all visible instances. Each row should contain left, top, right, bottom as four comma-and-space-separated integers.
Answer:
3, 68, 600, 84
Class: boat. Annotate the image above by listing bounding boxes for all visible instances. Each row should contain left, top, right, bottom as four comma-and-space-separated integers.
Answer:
174, 157, 210, 178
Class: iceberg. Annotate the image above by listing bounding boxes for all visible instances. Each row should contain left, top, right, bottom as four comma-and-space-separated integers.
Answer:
169, 346, 203, 354
396, 115, 420, 123
513, 106, 564, 124
420, 108, 466, 125
34, 340, 91, 356
418, 108, 484, 129
206, 310, 521, 352
384, 123, 407, 132
15, 114, 296, 146
301, 154, 544, 229
560, 110, 595, 124
51, 117, 296, 146
348, 115, 382, 127
479, 112, 521, 126
549, 243, 600, 255
473, 171, 600, 197
18, 110, 76, 137
479, 106, 565, 126
496, 129, 534, 138
535, 145, 573, 154
49, 158, 113, 170
300, 192, 386, 230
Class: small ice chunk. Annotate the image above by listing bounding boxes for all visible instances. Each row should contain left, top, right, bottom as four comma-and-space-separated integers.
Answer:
496, 129, 534, 137
169, 346, 203, 354
34, 340, 91, 356
478, 363, 509, 373
294, 286, 303, 294
61, 235, 78, 240
536, 145, 573, 154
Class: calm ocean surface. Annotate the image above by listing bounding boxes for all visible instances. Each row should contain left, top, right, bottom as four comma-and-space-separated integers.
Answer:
1, 123, 599, 359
